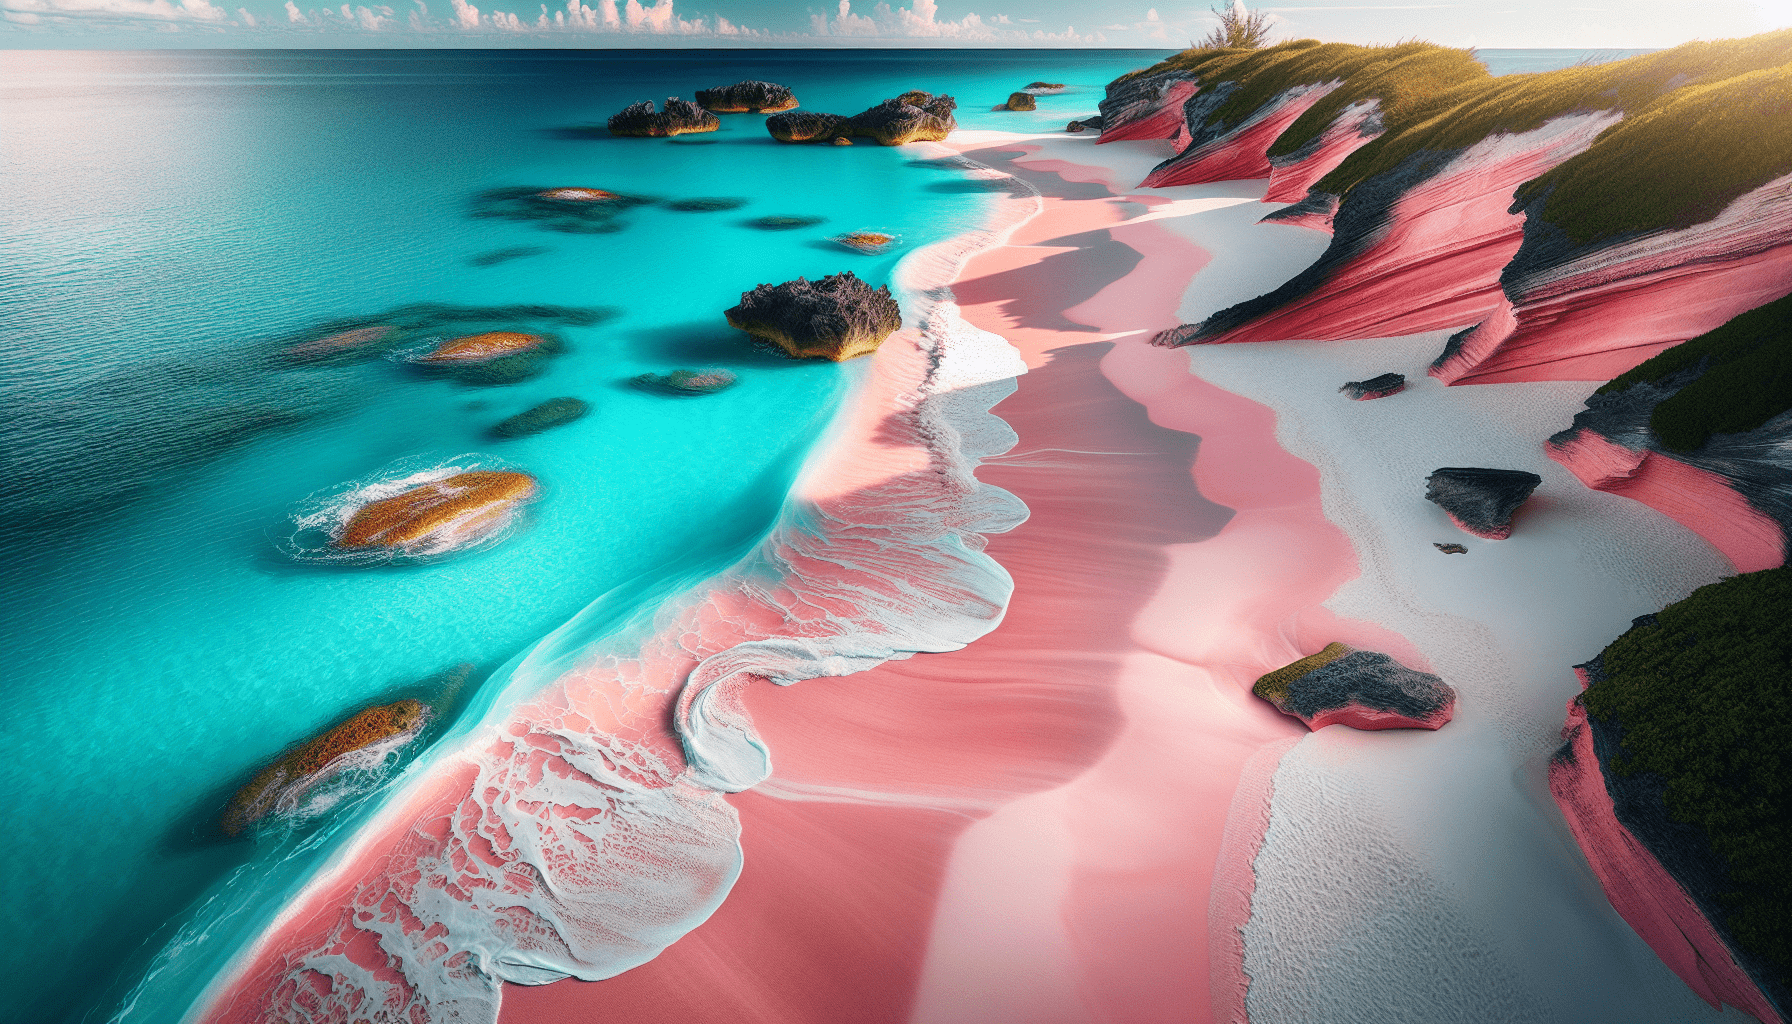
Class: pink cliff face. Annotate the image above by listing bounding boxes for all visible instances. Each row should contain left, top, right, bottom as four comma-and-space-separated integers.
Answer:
1263, 101, 1382, 204
1201, 110, 1621, 346
1141, 83, 1341, 189
1261, 194, 1340, 233
1444, 511, 1512, 541
1303, 701, 1451, 731
1099, 79, 1201, 145
1432, 171, 1792, 385
1547, 428, 1785, 572
1550, 689, 1784, 1024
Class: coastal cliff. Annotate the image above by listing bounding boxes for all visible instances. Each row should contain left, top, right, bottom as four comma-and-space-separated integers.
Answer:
1120, 34, 1792, 386
1546, 292, 1792, 572
1551, 570, 1792, 1023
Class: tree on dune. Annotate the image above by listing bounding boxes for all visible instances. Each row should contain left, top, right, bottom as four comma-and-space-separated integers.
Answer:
1196, 0, 1275, 49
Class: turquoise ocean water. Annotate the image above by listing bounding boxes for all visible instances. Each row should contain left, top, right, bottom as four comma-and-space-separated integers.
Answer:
0, 48, 1173, 1024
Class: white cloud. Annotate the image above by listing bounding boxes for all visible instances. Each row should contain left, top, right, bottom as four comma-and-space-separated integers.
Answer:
447, 0, 475, 27
284, 0, 304, 19
811, 0, 1092, 40
0, 0, 230, 27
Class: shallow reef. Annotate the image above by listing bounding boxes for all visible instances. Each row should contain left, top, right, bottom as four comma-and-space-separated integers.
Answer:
747, 215, 827, 230
470, 185, 658, 235
222, 699, 430, 836
630, 368, 739, 395
491, 397, 591, 439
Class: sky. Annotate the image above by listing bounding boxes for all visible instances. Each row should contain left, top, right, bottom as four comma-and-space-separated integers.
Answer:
4, 0, 1791, 50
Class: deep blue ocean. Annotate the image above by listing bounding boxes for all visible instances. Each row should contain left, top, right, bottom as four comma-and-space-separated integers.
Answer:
0, 43, 1632, 1024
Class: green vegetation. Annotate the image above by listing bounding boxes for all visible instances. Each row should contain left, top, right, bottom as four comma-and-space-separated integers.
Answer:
1581, 567, 1792, 982
1195, 1, 1274, 50
1594, 291, 1792, 452
1117, 30, 1792, 243
1252, 641, 1350, 702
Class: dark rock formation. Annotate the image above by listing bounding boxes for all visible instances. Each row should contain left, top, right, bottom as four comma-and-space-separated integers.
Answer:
335, 471, 540, 552
1434, 542, 1468, 554
1065, 116, 1104, 133
631, 369, 739, 395
607, 98, 719, 137
1425, 467, 1542, 539
695, 80, 798, 113
725, 272, 902, 361
1003, 92, 1037, 111
1025, 81, 1067, 92
748, 215, 826, 230
844, 93, 959, 145
664, 196, 750, 212
1339, 372, 1406, 400
223, 699, 430, 836
764, 91, 958, 146
1253, 642, 1456, 730
766, 110, 851, 143
491, 397, 590, 439
1096, 69, 1199, 137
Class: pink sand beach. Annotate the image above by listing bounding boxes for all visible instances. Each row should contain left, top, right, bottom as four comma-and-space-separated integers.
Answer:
189, 123, 1753, 1024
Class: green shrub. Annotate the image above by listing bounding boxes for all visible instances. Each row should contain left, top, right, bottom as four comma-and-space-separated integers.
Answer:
1595, 291, 1792, 452
1582, 566, 1792, 981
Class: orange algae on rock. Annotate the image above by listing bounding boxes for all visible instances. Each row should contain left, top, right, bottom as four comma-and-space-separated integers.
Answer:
419, 331, 544, 364
832, 231, 898, 254
536, 187, 619, 202
333, 470, 538, 552
222, 699, 429, 836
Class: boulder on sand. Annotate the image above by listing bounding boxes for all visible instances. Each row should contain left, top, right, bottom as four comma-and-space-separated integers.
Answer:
1425, 467, 1543, 539
725, 271, 902, 361
1253, 642, 1456, 730
1339, 372, 1406, 400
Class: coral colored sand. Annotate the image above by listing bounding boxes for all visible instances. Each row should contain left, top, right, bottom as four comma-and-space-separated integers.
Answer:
502, 140, 1419, 1023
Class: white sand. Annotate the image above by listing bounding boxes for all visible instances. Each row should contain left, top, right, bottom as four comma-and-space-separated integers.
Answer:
926, 131, 1754, 1023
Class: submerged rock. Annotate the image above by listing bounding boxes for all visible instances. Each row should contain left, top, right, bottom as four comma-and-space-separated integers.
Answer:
467, 245, 551, 268
748, 215, 826, 230
222, 699, 430, 836
1340, 372, 1407, 400
1003, 92, 1037, 111
418, 331, 544, 364
491, 397, 590, 439
1425, 466, 1542, 540
334, 470, 539, 553
832, 230, 899, 254
471, 185, 656, 235
631, 368, 738, 395
725, 271, 901, 361
766, 110, 851, 143
608, 98, 719, 137
665, 196, 750, 212
1253, 642, 1456, 730
695, 80, 798, 113
283, 324, 397, 363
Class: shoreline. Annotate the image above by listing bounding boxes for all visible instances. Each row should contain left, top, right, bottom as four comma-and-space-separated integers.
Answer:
182, 143, 1043, 1024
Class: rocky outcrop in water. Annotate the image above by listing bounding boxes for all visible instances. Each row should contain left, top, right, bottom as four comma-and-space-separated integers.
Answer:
1424, 467, 1541, 540
1339, 372, 1405, 400
608, 98, 719, 137
223, 699, 430, 836
334, 470, 539, 554
695, 80, 798, 113
1025, 81, 1066, 93
1002, 92, 1036, 111
766, 110, 851, 143
630, 369, 738, 395
491, 397, 590, 439
1253, 642, 1455, 730
725, 272, 902, 361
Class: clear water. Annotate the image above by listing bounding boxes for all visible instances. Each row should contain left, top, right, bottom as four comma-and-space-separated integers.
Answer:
0, 47, 1170, 1024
